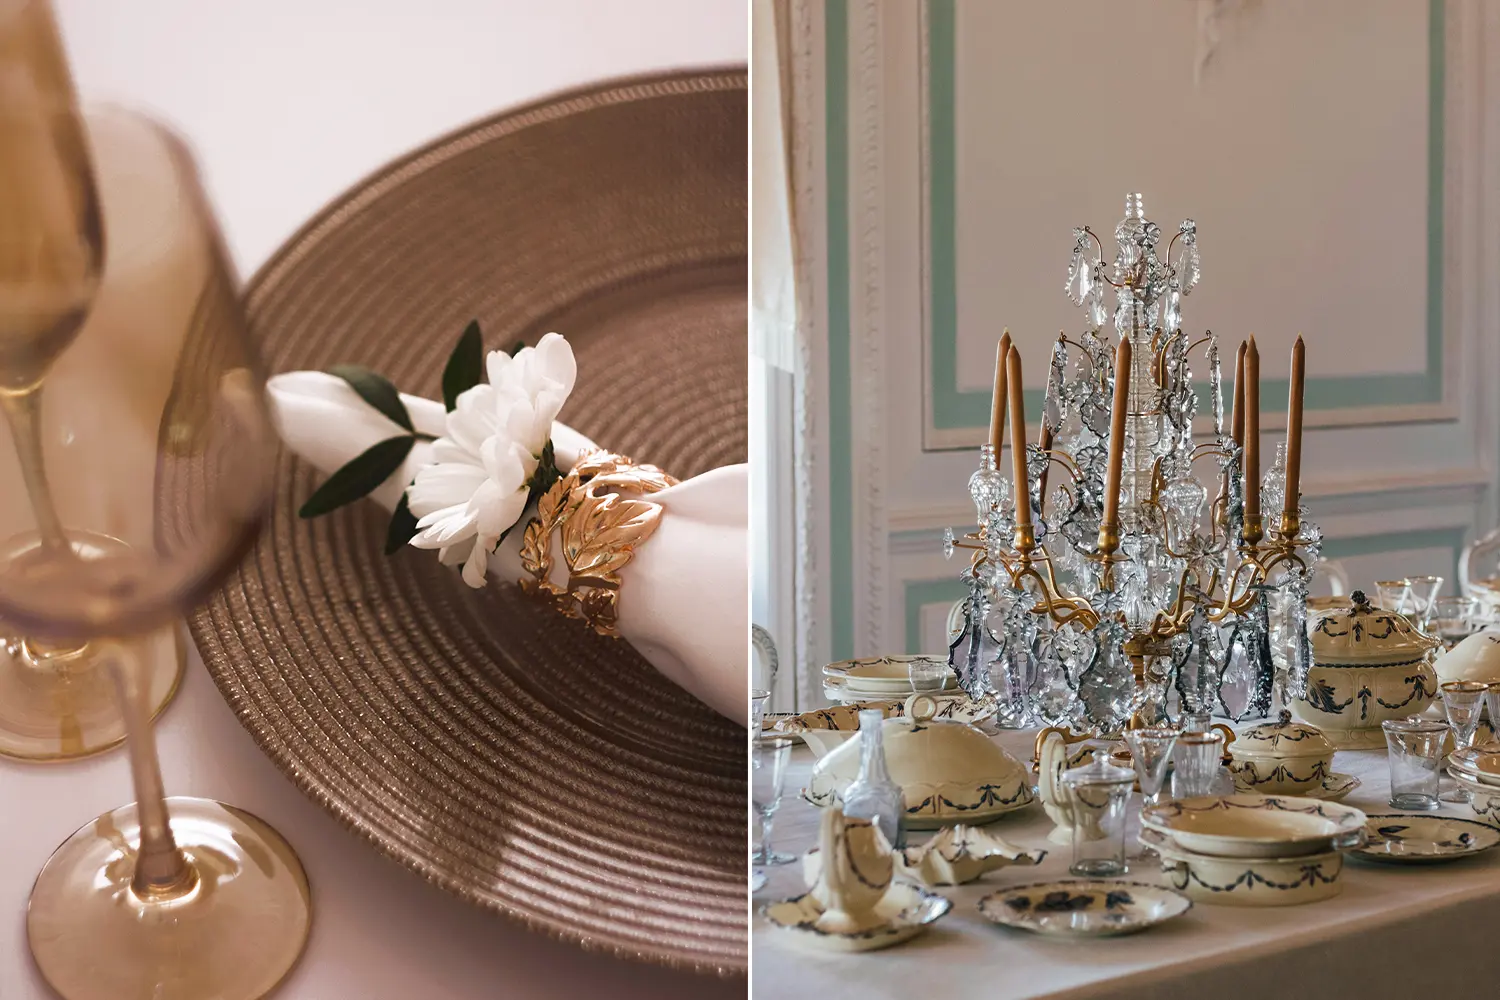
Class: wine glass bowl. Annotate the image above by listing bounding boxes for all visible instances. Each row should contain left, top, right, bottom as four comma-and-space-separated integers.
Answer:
0, 93, 309, 1000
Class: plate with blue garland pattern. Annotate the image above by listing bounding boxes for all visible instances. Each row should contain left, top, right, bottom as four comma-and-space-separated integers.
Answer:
977, 880, 1192, 938
1350, 814, 1500, 865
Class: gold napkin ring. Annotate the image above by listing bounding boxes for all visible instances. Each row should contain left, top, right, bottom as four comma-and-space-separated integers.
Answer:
518, 450, 678, 636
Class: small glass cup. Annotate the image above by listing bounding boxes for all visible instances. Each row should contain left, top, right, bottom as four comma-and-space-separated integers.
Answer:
1382, 717, 1448, 811
751, 688, 771, 731
1375, 579, 1413, 615
1170, 730, 1226, 799
908, 657, 950, 693
1179, 709, 1213, 734
752, 735, 796, 870
1060, 761, 1135, 877
1432, 596, 1479, 649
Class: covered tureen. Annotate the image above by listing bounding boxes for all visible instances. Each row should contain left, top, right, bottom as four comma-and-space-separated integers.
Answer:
1228, 710, 1335, 795
1290, 590, 1440, 749
805, 695, 1032, 829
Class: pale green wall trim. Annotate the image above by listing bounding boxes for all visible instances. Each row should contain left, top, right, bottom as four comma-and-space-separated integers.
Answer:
925, 0, 1446, 436
1321, 524, 1468, 584
827, 0, 854, 659
904, 578, 968, 654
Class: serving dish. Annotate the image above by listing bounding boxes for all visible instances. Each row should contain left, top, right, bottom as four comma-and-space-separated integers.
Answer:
895, 825, 1046, 886
1291, 591, 1440, 750
977, 880, 1192, 937
775, 694, 999, 757
1141, 794, 1366, 858
804, 695, 1033, 828
1147, 830, 1344, 907
822, 655, 958, 695
1227, 710, 1334, 795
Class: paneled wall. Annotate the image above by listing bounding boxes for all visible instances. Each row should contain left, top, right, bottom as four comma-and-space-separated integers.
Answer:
785, 0, 1500, 706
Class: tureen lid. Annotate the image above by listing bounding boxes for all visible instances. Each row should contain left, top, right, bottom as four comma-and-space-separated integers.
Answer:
809, 694, 1026, 789
1308, 590, 1440, 664
1231, 710, 1333, 761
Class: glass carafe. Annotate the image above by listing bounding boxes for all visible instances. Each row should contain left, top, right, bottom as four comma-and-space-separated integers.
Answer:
1460, 527, 1500, 624
841, 708, 905, 848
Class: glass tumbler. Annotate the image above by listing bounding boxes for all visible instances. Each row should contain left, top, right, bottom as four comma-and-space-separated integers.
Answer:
1432, 596, 1479, 650
751, 688, 770, 731
1383, 717, 1448, 811
1485, 682, 1500, 743
1060, 761, 1135, 877
1171, 730, 1226, 799
908, 657, 950, 693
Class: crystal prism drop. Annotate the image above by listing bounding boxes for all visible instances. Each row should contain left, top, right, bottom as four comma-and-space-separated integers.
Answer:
942, 527, 956, 560
1163, 287, 1181, 332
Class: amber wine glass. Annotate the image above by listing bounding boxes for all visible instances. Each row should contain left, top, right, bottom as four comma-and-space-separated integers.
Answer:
0, 66, 310, 1000
0, 0, 182, 761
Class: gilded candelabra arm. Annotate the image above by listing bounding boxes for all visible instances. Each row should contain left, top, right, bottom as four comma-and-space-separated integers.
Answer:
1187, 334, 1216, 354
1015, 557, 1100, 631
1042, 447, 1084, 484
1206, 556, 1266, 621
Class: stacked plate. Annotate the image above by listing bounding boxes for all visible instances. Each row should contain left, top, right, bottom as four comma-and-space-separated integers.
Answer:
1141, 795, 1367, 906
1446, 743, 1500, 829
822, 655, 957, 703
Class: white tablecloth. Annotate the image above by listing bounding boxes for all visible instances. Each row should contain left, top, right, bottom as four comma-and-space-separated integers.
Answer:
0, 3, 745, 998
753, 732, 1500, 999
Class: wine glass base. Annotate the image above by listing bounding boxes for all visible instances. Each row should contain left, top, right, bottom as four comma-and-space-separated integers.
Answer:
27, 796, 311, 1000
752, 849, 797, 866
0, 625, 182, 762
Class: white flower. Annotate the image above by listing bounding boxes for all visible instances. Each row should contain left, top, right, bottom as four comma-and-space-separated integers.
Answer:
406, 333, 576, 587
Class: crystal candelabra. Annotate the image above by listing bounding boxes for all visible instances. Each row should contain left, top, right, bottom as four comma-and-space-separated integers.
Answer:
944, 193, 1322, 736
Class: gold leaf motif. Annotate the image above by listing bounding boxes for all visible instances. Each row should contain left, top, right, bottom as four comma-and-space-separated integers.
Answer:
515, 451, 677, 637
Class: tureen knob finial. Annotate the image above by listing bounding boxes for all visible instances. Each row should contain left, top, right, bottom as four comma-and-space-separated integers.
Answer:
1277, 708, 1292, 725
1349, 590, 1370, 612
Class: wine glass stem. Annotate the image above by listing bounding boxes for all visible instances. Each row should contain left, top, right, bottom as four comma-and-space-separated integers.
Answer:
108, 641, 197, 899
0, 385, 68, 551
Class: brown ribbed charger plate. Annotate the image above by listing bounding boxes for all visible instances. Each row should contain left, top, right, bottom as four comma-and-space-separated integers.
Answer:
180, 69, 747, 974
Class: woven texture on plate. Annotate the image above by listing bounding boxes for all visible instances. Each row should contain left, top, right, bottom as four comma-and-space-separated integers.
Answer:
177, 69, 748, 975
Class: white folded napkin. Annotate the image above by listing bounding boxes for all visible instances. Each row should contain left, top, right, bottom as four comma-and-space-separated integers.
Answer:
269, 371, 746, 724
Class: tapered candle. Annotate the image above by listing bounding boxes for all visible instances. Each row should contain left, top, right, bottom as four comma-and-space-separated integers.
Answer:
1230, 341, 1246, 447
1006, 346, 1030, 535
1244, 336, 1261, 532
1100, 336, 1131, 552
988, 331, 1012, 454
1283, 335, 1305, 522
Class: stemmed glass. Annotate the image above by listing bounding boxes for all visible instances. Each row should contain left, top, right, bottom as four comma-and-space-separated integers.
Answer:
1407, 575, 1444, 629
1432, 596, 1479, 650
752, 734, 795, 889
1124, 727, 1177, 859
0, 0, 182, 762
4, 99, 311, 998
1440, 681, 1487, 802
1375, 579, 1412, 615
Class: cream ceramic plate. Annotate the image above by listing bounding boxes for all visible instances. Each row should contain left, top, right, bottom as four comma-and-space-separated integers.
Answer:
763, 884, 952, 953
823, 655, 958, 693
978, 880, 1192, 938
1448, 744, 1500, 787
1142, 795, 1366, 858
1351, 814, 1500, 865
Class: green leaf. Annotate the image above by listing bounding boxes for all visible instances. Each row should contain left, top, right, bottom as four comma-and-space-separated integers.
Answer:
298, 436, 415, 518
529, 438, 560, 497
442, 320, 484, 411
385, 490, 420, 554
328, 365, 413, 432
508, 339, 527, 356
